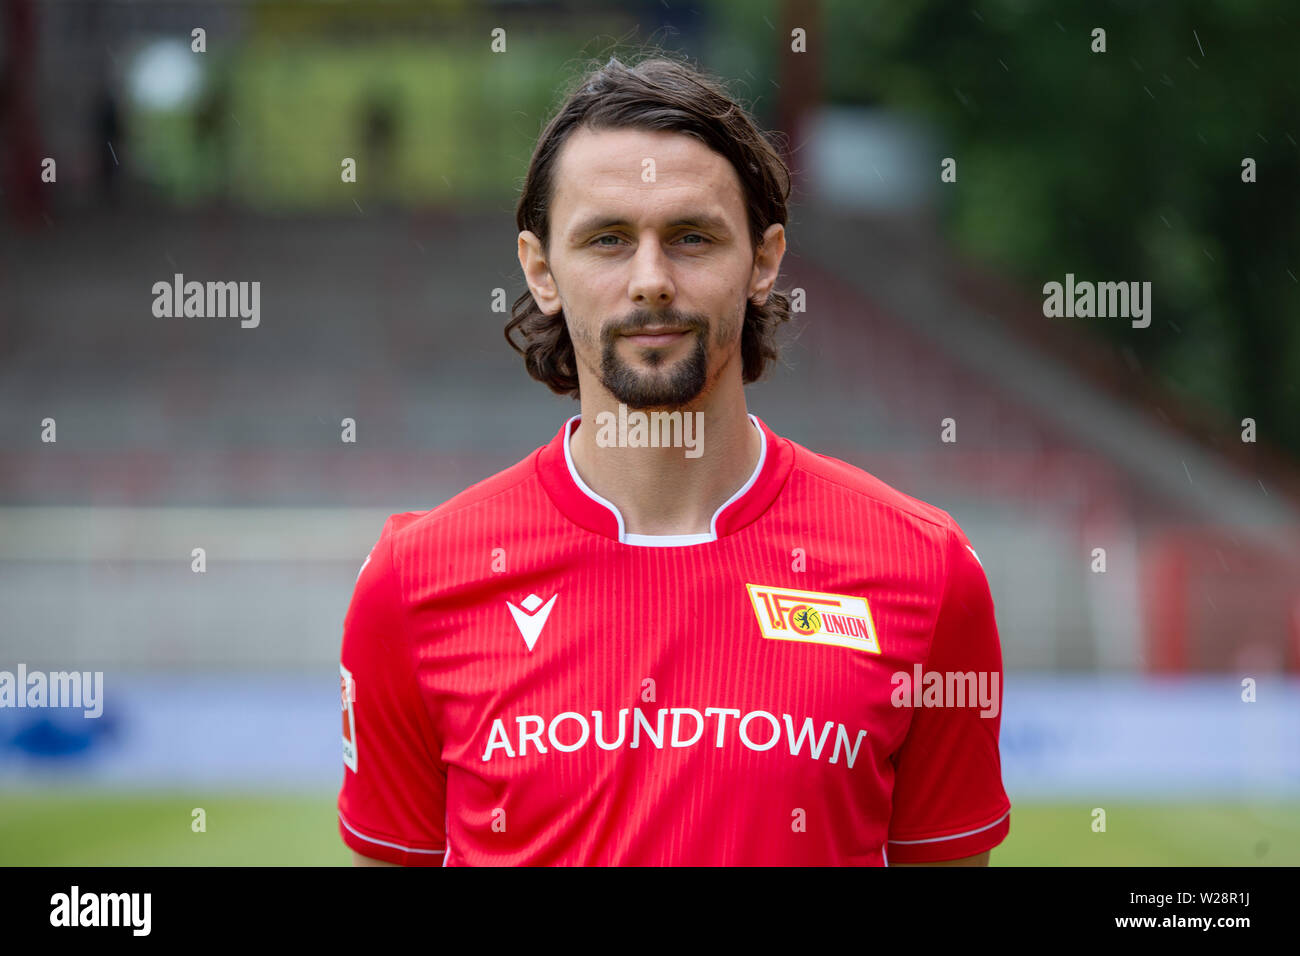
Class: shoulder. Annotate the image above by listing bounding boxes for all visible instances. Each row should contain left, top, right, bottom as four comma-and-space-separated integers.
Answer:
786, 439, 957, 537
778, 436, 989, 602
374, 444, 547, 567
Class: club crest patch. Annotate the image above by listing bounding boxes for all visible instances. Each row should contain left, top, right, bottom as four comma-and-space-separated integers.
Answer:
746, 584, 881, 653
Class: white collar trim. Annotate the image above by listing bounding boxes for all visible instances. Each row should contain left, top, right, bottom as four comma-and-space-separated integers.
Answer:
561, 413, 767, 547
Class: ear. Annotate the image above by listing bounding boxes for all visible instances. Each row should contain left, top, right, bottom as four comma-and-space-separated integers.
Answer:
518, 230, 564, 315
748, 223, 786, 306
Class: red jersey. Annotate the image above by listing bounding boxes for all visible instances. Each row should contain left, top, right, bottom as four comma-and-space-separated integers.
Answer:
337, 414, 1009, 865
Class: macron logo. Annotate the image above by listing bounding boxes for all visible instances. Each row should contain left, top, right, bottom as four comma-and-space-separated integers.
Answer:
507, 593, 558, 651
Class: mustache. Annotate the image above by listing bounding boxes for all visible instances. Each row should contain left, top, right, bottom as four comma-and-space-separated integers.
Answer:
602, 310, 710, 343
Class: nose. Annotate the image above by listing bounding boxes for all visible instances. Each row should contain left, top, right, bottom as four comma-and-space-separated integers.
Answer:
627, 238, 675, 308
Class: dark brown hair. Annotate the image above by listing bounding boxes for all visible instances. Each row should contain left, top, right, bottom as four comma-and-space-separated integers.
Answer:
505, 53, 792, 397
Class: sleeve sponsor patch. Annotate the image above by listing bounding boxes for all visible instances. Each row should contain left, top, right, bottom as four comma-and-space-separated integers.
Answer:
340, 662, 357, 772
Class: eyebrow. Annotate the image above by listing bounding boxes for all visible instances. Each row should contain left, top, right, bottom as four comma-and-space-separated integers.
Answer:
567, 212, 732, 242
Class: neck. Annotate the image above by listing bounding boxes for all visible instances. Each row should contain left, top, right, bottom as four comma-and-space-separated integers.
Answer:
569, 387, 761, 536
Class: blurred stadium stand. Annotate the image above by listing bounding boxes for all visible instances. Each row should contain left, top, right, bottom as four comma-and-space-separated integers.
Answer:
4, 201, 1298, 674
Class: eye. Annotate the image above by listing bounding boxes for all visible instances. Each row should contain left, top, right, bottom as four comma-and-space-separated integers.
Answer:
591, 234, 624, 247
677, 233, 709, 245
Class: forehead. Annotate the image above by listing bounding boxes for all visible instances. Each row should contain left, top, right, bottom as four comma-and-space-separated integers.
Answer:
549, 126, 746, 231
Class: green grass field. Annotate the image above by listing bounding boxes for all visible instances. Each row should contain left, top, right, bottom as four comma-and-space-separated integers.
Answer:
1, 792, 1296, 865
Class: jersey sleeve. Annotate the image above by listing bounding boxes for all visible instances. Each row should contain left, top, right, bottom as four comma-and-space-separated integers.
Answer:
337, 515, 449, 865
885, 518, 1011, 864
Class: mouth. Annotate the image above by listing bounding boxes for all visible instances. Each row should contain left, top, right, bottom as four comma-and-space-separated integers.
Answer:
621, 327, 691, 347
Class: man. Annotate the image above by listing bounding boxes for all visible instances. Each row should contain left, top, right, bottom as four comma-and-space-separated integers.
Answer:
338, 55, 1009, 866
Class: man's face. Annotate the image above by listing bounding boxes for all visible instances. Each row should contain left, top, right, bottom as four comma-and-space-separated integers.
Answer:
523, 126, 773, 409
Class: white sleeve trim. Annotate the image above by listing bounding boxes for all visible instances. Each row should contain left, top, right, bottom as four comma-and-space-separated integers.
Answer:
888, 809, 1009, 845
340, 812, 446, 855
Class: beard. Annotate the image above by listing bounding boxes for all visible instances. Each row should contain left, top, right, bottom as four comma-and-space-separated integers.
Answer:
597, 308, 714, 409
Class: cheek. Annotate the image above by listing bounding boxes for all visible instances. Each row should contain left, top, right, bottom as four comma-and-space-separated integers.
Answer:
722, 277, 750, 337
724, 260, 754, 313
549, 263, 588, 344
705, 298, 745, 355
564, 306, 596, 351
558, 260, 610, 310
